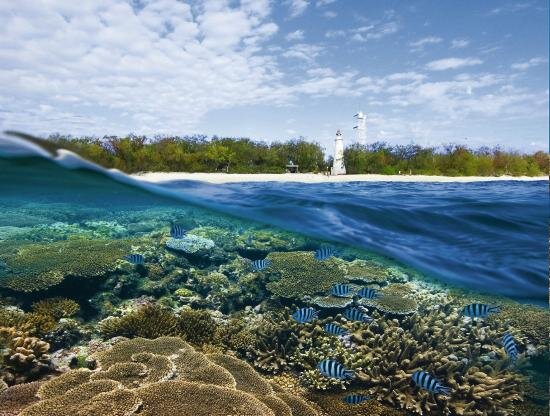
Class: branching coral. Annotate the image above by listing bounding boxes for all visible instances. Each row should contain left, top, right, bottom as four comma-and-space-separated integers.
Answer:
265, 251, 347, 299
31, 298, 80, 320
0, 238, 134, 292
99, 304, 178, 339
348, 307, 524, 415
177, 308, 218, 345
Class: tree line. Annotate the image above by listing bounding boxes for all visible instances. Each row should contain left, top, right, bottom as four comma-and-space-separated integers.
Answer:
45, 134, 548, 176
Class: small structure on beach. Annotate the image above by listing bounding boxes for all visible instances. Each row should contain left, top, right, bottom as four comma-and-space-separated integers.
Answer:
331, 129, 346, 175
286, 160, 299, 173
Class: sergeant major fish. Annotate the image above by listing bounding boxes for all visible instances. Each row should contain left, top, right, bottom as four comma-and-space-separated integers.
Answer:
124, 254, 144, 265
323, 323, 348, 337
342, 394, 370, 405
331, 283, 351, 297
170, 224, 187, 239
314, 247, 336, 261
343, 307, 373, 323
411, 370, 451, 396
502, 332, 518, 362
251, 259, 271, 271
317, 359, 354, 380
292, 307, 318, 323
462, 303, 500, 319
357, 287, 378, 299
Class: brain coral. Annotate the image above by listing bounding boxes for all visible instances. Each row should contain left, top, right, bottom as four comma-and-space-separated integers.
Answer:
16, 336, 319, 416
0, 238, 134, 292
265, 251, 347, 299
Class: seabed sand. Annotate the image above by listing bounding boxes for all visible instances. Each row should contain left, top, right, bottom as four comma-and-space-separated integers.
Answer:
134, 172, 547, 184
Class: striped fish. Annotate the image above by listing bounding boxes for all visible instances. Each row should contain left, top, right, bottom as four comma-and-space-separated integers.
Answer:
170, 224, 187, 239
317, 359, 354, 380
357, 287, 378, 299
502, 333, 518, 362
292, 307, 318, 323
251, 259, 271, 271
124, 254, 144, 265
331, 283, 351, 297
462, 303, 500, 318
314, 247, 336, 261
343, 307, 373, 323
323, 323, 348, 337
411, 371, 451, 396
342, 394, 370, 405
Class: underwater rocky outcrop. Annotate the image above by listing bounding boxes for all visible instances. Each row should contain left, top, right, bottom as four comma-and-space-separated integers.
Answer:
7, 336, 321, 416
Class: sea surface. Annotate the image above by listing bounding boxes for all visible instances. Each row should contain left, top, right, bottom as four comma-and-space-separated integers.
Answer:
158, 179, 548, 303
0, 135, 548, 416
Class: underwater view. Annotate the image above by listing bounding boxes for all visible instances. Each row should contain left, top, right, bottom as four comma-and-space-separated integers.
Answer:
0, 137, 548, 416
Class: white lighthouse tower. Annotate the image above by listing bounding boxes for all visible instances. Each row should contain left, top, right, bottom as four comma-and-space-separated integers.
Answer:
353, 111, 366, 144
331, 129, 346, 175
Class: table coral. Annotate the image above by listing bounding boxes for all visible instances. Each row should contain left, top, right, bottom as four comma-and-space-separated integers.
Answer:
0, 238, 134, 292
20, 336, 320, 416
266, 251, 347, 299
0, 381, 41, 416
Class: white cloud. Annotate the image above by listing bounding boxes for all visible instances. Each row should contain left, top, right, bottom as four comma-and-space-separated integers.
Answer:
489, 2, 531, 15
323, 11, 337, 18
282, 43, 323, 62
511, 57, 547, 70
285, 0, 309, 18
316, 0, 336, 6
426, 57, 483, 71
351, 21, 399, 42
325, 29, 346, 38
451, 38, 470, 48
409, 36, 442, 51
0, 0, 291, 135
285, 29, 304, 41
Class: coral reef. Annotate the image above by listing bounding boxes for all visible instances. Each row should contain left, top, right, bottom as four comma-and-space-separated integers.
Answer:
266, 251, 347, 299
0, 328, 53, 385
31, 298, 80, 321
165, 235, 215, 255
177, 308, 218, 346
358, 283, 418, 315
99, 304, 178, 339
0, 381, 41, 416
0, 238, 134, 292
343, 259, 393, 283
18, 336, 319, 416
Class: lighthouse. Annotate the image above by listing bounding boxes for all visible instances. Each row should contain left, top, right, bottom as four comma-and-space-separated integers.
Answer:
353, 111, 366, 144
331, 129, 346, 175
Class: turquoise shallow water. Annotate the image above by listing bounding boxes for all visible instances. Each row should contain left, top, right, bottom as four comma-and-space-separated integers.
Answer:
0, 137, 548, 416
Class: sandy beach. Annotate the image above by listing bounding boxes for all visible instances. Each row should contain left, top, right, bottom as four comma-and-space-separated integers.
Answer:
134, 172, 547, 184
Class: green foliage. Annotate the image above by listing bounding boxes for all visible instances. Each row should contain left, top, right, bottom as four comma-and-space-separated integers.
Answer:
47, 135, 328, 174
344, 142, 548, 176
45, 134, 547, 176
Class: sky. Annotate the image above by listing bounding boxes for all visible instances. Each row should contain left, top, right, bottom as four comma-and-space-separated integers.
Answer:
0, 0, 548, 152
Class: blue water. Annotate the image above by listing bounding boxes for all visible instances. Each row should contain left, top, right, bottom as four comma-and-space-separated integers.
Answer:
158, 180, 548, 302
1, 135, 548, 302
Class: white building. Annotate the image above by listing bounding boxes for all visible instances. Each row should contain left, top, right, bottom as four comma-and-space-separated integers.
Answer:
353, 111, 366, 144
331, 129, 346, 175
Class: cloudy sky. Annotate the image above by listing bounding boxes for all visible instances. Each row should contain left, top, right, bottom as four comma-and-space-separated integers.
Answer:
0, 0, 548, 151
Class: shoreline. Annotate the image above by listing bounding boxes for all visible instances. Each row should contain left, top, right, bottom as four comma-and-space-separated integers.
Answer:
134, 172, 547, 184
